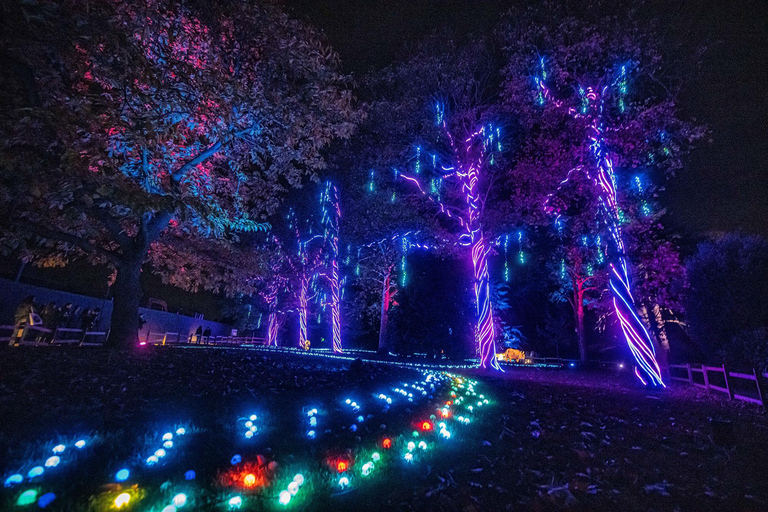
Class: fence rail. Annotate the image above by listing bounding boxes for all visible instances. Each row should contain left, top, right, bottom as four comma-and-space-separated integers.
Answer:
144, 331, 267, 347
3, 324, 110, 346
669, 363, 766, 408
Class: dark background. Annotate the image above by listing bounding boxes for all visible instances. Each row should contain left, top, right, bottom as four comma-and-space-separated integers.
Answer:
2, 0, 766, 319
285, 0, 768, 239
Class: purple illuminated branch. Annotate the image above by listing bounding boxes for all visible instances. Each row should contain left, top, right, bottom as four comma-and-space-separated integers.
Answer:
396, 104, 502, 371
536, 62, 664, 386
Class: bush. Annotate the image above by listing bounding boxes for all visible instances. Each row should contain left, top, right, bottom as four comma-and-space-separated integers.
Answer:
686, 233, 768, 366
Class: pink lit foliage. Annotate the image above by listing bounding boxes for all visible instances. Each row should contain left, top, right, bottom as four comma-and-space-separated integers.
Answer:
0, 0, 358, 348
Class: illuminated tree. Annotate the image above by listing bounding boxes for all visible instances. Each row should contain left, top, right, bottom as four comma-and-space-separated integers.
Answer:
287, 208, 324, 350
353, 36, 528, 370
319, 182, 343, 353
500, 5, 705, 385
0, 0, 357, 348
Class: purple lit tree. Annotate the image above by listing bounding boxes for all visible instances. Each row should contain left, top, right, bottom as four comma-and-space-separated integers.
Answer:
288, 210, 324, 350
0, 0, 358, 348
337, 35, 541, 368
396, 109, 506, 370
320, 182, 343, 353
500, 6, 705, 384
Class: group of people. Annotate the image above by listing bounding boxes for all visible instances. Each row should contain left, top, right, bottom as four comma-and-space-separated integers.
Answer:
13, 295, 101, 343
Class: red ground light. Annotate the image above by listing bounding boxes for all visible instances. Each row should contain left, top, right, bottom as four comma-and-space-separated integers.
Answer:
421, 421, 432, 431
382, 438, 392, 449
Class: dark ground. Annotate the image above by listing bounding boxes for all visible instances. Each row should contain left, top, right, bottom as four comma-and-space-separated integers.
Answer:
1, 346, 766, 511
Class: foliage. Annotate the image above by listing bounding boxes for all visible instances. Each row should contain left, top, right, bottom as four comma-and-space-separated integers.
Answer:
686, 233, 768, 366
0, 0, 358, 346
498, 3, 703, 365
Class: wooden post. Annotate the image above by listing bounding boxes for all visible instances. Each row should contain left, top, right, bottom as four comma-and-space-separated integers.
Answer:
754, 368, 766, 410
686, 363, 693, 385
722, 364, 735, 400
703, 366, 710, 391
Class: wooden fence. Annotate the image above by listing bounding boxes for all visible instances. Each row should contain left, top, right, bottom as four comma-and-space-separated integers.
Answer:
2, 324, 109, 346
143, 330, 266, 347
668, 363, 767, 408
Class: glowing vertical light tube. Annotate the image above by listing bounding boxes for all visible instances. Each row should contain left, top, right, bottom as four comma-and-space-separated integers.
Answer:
400, 236, 408, 287
415, 146, 421, 174
503, 235, 510, 282
322, 182, 343, 353
298, 275, 309, 349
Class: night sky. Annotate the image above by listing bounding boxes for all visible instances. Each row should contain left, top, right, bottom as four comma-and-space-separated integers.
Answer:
285, 0, 768, 240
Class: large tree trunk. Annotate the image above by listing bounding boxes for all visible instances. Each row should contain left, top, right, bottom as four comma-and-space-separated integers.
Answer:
378, 270, 391, 354
651, 303, 670, 375
108, 255, 143, 349
298, 276, 309, 349
574, 287, 587, 364
471, 233, 501, 370
651, 303, 670, 352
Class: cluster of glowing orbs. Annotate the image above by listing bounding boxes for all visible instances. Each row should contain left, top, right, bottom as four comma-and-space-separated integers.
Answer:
75, 439, 86, 449
44, 456, 60, 468
243, 415, 258, 438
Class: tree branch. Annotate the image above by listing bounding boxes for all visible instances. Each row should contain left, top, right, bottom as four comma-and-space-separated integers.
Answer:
14, 219, 122, 265
172, 125, 256, 183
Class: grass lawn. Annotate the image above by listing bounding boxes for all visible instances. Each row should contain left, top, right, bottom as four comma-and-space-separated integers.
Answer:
1, 345, 766, 511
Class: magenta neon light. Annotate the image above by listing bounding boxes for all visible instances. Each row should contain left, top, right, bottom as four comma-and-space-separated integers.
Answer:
322, 182, 343, 353
536, 63, 664, 386
397, 105, 502, 371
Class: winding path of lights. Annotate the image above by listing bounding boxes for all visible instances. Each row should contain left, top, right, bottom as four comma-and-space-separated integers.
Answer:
2, 369, 493, 510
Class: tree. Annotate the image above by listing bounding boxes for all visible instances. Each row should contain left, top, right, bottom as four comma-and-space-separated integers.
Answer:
0, 0, 358, 347
545, 171, 609, 363
686, 233, 768, 366
500, 3, 705, 385
355, 35, 526, 370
